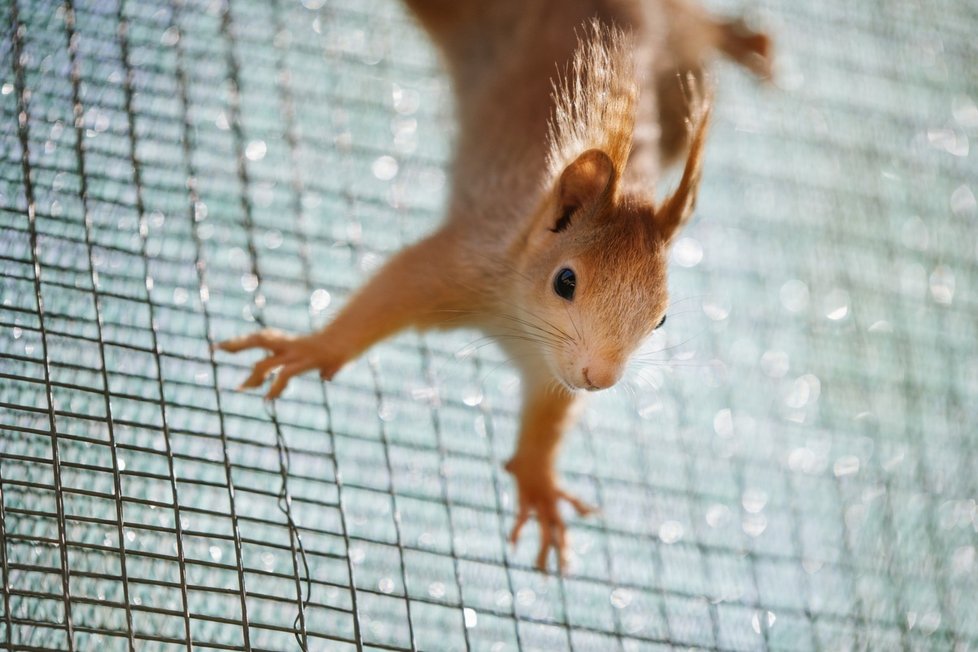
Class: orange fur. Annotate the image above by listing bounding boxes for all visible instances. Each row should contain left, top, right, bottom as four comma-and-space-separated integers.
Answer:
547, 22, 637, 186
218, 0, 771, 573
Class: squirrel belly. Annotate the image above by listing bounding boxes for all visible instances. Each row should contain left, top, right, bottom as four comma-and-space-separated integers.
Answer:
218, 0, 771, 572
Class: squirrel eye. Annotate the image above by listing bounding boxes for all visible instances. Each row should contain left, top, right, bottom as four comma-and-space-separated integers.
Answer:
553, 268, 576, 301
655, 314, 667, 329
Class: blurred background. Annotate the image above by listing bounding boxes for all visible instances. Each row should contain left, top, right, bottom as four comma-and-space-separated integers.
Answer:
0, 0, 976, 650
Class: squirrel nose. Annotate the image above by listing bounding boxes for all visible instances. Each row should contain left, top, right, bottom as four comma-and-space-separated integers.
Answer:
581, 363, 618, 391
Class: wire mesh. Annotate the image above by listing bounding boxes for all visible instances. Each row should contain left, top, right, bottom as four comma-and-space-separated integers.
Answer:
1, 0, 977, 650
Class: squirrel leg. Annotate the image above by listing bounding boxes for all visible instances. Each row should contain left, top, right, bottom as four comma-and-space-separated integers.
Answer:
505, 375, 595, 573
401, 0, 469, 36
660, 0, 773, 78
715, 18, 773, 79
217, 227, 472, 399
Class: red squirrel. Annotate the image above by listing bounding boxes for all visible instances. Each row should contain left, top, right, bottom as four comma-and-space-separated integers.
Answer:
218, 0, 771, 571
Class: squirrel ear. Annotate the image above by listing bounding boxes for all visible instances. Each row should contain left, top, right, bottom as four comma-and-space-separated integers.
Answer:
654, 93, 712, 242
558, 149, 616, 211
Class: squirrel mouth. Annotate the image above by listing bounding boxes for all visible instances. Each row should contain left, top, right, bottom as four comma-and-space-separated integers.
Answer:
553, 373, 582, 394
562, 380, 582, 394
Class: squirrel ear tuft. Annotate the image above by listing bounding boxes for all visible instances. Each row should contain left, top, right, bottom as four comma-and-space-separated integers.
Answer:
558, 149, 616, 211
654, 92, 712, 241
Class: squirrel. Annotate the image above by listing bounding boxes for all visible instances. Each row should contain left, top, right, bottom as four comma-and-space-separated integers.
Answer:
218, 0, 771, 572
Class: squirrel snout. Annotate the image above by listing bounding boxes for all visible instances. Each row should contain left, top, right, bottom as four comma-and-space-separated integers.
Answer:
581, 363, 619, 392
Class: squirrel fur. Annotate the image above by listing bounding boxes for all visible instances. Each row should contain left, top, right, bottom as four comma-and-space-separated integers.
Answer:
218, 0, 771, 572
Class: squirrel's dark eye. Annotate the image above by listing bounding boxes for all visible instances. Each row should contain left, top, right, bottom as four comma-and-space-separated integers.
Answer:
553, 268, 576, 301
655, 314, 667, 329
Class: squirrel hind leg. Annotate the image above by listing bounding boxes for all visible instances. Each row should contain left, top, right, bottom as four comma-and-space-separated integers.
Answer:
662, 0, 774, 80
716, 18, 774, 80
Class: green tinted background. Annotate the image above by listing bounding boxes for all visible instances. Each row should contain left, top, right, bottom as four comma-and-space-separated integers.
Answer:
1, 0, 976, 650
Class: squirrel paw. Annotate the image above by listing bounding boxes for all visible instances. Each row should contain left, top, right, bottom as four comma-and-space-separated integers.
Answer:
505, 460, 595, 573
215, 328, 339, 399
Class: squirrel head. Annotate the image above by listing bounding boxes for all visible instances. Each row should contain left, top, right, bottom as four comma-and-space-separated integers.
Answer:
511, 102, 710, 392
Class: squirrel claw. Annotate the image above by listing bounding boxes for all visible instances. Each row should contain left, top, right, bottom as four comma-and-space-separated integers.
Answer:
508, 503, 534, 549
557, 489, 596, 517
215, 329, 339, 399
506, 463, 594, 573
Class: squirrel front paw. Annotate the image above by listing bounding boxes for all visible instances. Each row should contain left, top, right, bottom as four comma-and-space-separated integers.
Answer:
505, 457, 595, 573
215, 328, 341, 399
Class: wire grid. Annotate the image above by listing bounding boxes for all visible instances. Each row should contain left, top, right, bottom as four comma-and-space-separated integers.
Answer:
1, 0, 976, 650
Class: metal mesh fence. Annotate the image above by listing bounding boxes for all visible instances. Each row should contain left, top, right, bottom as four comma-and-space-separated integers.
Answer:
1, 0, 976, 650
